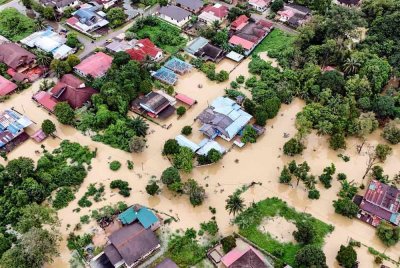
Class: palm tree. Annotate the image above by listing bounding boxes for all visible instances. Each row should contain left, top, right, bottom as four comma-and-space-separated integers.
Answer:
129, 116, 149, 137
34, 17, 46, 31
225, 193, 245, 216
211, 20, 221, 32
343, 57, 361, 75
303, 175, 316, 190
141, 55, 156, 71
35, 50, 52, 67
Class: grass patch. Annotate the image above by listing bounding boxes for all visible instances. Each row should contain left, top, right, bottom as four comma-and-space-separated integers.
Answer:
234, 197, 334, 266
132, 17, 187, 54
0, 8, 35, 41
252, 29, 296, 67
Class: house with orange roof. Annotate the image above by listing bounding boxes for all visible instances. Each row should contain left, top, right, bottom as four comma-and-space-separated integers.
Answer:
126, 38, 163, 62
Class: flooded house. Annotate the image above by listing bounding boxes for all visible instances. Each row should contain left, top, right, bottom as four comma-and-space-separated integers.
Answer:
33, 74, 97, 112
197, 96, 252, 142
185, 37, 224, 62
90, 206, 161, 268
0, 75, 18, 96
0, 109, 33, 152
354, 180, 400, 227
74, 52, 113, 78
131, 91, 176, 119
228, 17, 274, 55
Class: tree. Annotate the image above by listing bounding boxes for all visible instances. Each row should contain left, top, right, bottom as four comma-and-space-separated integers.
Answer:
343, 57, 361, 75
375, 144, 392, 161
0, 228, 60, 268
336, 245, 357, 268
293, 221, 316, 244
106, 7, 126, 28
308, 189, 320, 199
221, 235, 236, 253
270, 0, 284, 12
113, 51, 131, 67
41, 119, 56, 136
129, 116, 149, 137
333, 198, 358, 218
50, 59, 71, 78
66, 55, 80, 68
54, 102, 75, 125
207, 149, 222, 163
66, 33, 80, 48
376, 221, 399, 246
42, 6, 55, 20
145, 181, 160, 196
183, 179, 205, 206
173, 147, 194, 173
21, 0, 32, 8
181, 125, 192, 136
372, 95, 397, 118
361, 144, 393, 182
255, 110, 268, 126
279, 165, 292, 184
283, 138, 305, 156
225, 193, 245, 216
129, 136, 146, 153
163, 139, 180, 155
16, 203, 59, 233
329, 133, 346, 150
241, 125, 257, 144
382, 120, 400, 144
177, 106, 186, 116
161, 167, 181, 187
35, 50, 52, 67
295, 245, 327, 268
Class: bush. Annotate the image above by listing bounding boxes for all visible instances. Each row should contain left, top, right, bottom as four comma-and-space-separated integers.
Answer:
293, 221, 316, 244
241, 125, 258, 144
336, 245, 357, 268
41, 119, 56, 135
110, 179, 131, 197
177, 106, 186, 116
221, 235, 236, 253
333, 198, 358, 218
163, 139, 180, 155
279, 166, 292, 184
337, 173, 347, 181
145, 181, 160, 196
54, 102, 75, 125
109, 161, 121, 171
295, 245, 327, 268
80, 215, 90, 224
52, 187, 75, 209
382, 121, 400, 144
161, 167, 181, 190
200, 220, 218, 236
308, 189, 320, 200
181, 126, 192, 136
127, 160, 134, 170
329, 133, 346, 150
236, 75, 245, 84
376, 221, 399, 246
283, 138, 304, 156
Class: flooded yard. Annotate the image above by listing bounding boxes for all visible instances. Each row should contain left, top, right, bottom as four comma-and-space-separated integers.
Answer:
1, 56, 399, 268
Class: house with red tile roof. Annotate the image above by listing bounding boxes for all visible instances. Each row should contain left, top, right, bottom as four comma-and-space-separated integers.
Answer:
230, 15, 249, 31
0, 75, 18, 96
228, 19, 274, 55
74, 52, 113, 78
355, 180, 400, 227
198, 3, 229, 25
248, 0, 271, 12
126, 38, 163, 62
33, 74, 97, 112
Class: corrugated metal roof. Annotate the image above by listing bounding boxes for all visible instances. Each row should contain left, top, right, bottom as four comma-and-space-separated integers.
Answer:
175, 135, 200, 152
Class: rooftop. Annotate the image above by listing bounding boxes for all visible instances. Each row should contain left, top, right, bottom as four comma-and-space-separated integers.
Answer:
74, 52, 113, 78
0, 75, 17, 96
176, 0, 203, 10
0, 109, 33, 148
0, 43, 36, 70
201, 3, 229, 19
221, 246, 269, 268
159, 5, 192, 22
126, 38, 162, 61
118, 206, 159, 229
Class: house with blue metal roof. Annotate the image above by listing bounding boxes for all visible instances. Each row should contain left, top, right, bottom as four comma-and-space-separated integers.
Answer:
0, 109, 33, 149
118, 206, 160, 230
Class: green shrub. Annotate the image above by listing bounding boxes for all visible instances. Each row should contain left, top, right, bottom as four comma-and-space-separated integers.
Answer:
110, 179, 131, 197
53, 187, 75, 209
80, 215, 90, 224
283, 138, 304, 156
221, 235, 236, 253
109, 161, 121, 171
177, 106, 186, 116
308, 189, 320, 199
181, 126, 192, 136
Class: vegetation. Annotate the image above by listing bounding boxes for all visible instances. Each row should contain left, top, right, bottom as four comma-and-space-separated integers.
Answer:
173, 147, 194, 173
161, 167, 182, 192
110, 180, 131, 197
200, 220, 218, 236
295, 244, 327, 268
234, 197, 333, 266
109, 160, 121, 171
0, 8, 34, 41
376, 221, 399, 247
41, 119, 56, 136
52, 187, 75, 209
176, 106, 186, 116
128, 16, 187, 54
382, 120, 400, 144
221, 235, 236, 253
106, 7, 126, 28
145, 181, 160, 196
163, 139, 180, 155
318, 163, 336, 189
78, 183, 105, 207
181, 126, 192, 136
190, 59, 230, 82
241, 125, 258, 144
54, 102, 75, 125
283, 138, 305, 156
226, 192, 245, 216
336, 245, 357, 268
183, 179, 205, 207
197, 149, 222, 165
333, 198, 359, 218
293, 220, 316, 244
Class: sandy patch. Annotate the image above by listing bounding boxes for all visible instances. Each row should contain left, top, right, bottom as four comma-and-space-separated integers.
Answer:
258, 216, 297, 243
258, 52, 281, 70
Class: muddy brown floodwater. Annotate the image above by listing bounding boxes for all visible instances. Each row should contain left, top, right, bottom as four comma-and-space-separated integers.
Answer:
0, 55, 399, 268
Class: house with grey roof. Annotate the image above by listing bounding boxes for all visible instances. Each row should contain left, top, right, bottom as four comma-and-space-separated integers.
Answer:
39, 0, 80, 13
185, 37, 224, 62
158, 5, 191, 27
176, 0, 203, 14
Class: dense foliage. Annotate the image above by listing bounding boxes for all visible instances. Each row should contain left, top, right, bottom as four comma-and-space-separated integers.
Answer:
376, 221, 399, 246
0, 8, 34, 41
110, 179, 131, 197
336, 245, 358, 268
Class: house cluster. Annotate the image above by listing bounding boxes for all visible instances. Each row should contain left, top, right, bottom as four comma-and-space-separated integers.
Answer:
90, 205, 178, 268
0, 109, 33, 152
66, 2, 109, 35
0, 42, 44, 94
151, 57, 193, 86
228, 15, 274, 55
276, 3, 311, 28
354, 180, 400, 227
20, 28, 74, 60
207, 236, 274, 268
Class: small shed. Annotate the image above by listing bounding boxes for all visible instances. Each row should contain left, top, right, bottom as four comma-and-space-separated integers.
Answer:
31, 129, 47, 142
175, 93, 196, 106
226, 51, 244, 62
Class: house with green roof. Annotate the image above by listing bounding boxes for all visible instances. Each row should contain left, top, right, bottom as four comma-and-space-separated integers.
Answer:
118, 206, 160, 230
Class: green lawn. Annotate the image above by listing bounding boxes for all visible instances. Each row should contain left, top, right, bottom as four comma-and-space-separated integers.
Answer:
252, 29, 296, 67
0, 8, 35, 41
234, 197, 334, 266
134, 19, 187, 54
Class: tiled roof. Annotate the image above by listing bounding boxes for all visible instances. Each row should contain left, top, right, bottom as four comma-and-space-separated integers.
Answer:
229, 35, 254, 50
0, 43, 36, 70
126, 38, 161, 61
159, 5, 191, 21
74, 52, 112, 78
0, 75, 17, 96
231, 15, 249, 29
202, 4, 229, 18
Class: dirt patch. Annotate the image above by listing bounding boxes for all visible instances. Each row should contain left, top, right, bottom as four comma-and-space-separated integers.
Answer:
258, 216, 297, 243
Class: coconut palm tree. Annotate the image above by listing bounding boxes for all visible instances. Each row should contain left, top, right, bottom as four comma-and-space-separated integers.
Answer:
129, 116, 149, 137
343, 57, 361, 75
35, 50, 52, 67
225, 193, 245, 216
303, 175, 317, 190
34, 17, 46, 31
